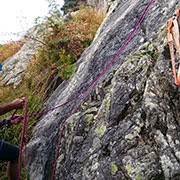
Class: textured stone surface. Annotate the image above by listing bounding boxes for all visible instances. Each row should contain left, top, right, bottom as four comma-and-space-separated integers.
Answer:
87, 0, 113, 12
26, 0, 180, 180
1, 29, 41, 87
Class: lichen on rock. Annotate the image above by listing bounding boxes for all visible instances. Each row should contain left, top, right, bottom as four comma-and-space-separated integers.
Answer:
26, 0, 180, 179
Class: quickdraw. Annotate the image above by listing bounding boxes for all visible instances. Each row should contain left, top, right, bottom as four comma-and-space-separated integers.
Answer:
166, 8, 180, 86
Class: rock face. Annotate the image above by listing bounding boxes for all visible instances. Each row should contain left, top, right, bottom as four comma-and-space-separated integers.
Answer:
87, 0, 113, 12
27, 0, 180, 180
1, 29, 40, 87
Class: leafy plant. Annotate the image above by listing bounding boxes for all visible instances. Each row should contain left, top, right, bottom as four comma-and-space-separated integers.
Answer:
0, 5, 105, 179
0, 5, 105, 142
36, 6, 105, 80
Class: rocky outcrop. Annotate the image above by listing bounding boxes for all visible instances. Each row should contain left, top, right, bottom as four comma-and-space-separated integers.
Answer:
1, 29, 41, 87
87, 0, 113, 12
27, 0, 180, 180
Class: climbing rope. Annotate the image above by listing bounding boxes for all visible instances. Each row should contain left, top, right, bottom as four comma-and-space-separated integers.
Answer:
17, 98, 28, 180
8, 0, 155, 179
0, 98, 27, 179
167, 8, 180, 86
50, 0, 155, 179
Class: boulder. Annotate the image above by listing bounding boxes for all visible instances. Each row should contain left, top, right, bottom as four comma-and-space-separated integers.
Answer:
1, 28, 41, 87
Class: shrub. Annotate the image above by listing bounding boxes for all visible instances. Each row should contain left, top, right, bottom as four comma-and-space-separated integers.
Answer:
0, 6, 105, 179
37, 6, 105, 79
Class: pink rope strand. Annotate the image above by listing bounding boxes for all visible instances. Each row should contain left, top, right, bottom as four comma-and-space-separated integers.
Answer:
51, 0, 155, 179
28, 0, 155, 120
51, 80, 98, 180
18, 98, 28, 180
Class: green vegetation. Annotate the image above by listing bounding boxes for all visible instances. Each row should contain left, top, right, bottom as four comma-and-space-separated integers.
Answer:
86, 114, 94, 125
96, 125, 106, 136
35, 6, 105, 80
0, 5, 105, 141
125, 164, 132, 174
110, 162, 118, 175
0, 5, 105, 179
136, 173, 141, 180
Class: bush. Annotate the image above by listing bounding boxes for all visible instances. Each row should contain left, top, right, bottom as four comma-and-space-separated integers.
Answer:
37, 6, 105, 79
0, 6, 105, 179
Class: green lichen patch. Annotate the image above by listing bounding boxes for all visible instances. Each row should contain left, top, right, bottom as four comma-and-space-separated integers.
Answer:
86, 114, 94, 125
96, 124, 106, 136
104, 93, 111, 109
125, 164, 132, 174
141, 158, 148, 163
105, 101, 111, 109
110, 162, 118, 175
136, 173, 141, 180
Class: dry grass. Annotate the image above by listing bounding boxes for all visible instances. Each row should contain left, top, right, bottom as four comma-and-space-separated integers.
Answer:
0, 39, 27, 63
47, 7, 105, 61
0, 5, 105, 140
0, 6, 105, 179
40, 7, 105, 79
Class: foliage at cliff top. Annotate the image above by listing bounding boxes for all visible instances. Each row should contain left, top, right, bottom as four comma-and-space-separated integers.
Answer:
36, 6, 105, 79
0, 6, 105, 179
0, 5, 104, 155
